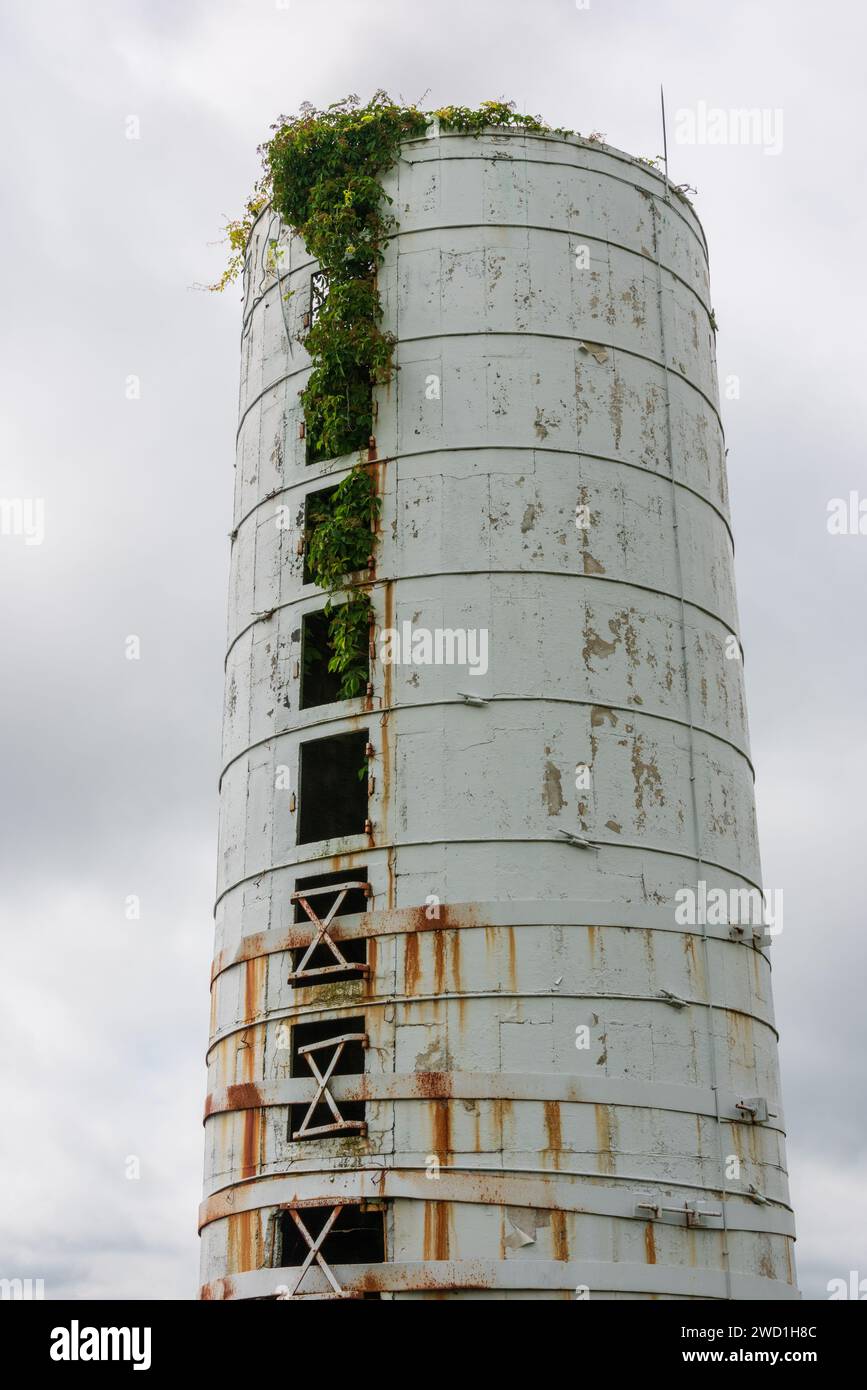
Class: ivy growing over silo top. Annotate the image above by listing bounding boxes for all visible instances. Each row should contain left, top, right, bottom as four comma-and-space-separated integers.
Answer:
216, 94, 570, 456
216, 94, 572, 699
218, 94, 571, 457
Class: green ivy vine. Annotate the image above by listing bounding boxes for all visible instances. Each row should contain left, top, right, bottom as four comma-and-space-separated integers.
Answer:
305, 468, 380, 698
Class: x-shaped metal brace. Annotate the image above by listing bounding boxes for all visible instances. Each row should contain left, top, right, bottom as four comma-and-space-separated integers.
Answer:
292, 1031, 368, 1139
279, 1204, 360, 1299
288, 883, 371, 983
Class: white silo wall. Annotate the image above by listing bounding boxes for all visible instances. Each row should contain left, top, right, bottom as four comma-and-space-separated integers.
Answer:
199, 128, 797, 1301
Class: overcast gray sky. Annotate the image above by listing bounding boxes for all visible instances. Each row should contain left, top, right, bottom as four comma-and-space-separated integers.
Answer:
0, 0, 864, 1301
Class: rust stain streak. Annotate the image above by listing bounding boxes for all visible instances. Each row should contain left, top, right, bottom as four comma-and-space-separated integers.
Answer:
227, 1209, 256, 1275
386, 844, 396, 911
404, 930, 420, 994
366, 933, 377, 983
448, 931, 462, 993
240, 1106, 262, 1182
432, 1098, 451, 1157
550, 1210, 569, 1261
543, 1100, 562, 1153
423, 1201, 451, 1261
381, 578, 394, 713
595, 1103, 614, 1174
506, 926, 517, 992
243, 956, 265, 1026
433, 930, 446, 994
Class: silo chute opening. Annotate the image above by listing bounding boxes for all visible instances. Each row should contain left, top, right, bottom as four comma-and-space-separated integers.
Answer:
297, 730, 369, 843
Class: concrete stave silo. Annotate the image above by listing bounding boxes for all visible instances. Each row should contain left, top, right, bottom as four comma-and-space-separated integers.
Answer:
199, 126, 798, 1300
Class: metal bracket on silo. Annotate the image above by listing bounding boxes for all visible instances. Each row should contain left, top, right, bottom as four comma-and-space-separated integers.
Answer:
729, 923, 772, 948
636, 1200, 723, 1228
658, 988, 689, 1009
558, 829, 597, 851
735, 1097, 773, 1124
